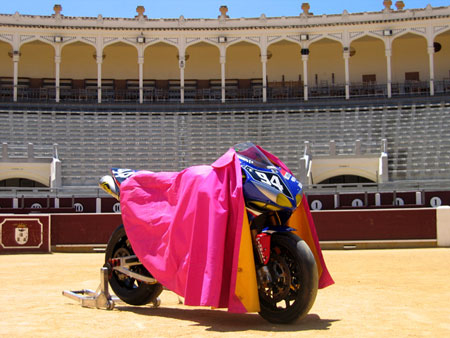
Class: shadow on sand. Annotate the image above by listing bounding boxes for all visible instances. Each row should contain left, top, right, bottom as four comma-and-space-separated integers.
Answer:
116, 305, 339, 332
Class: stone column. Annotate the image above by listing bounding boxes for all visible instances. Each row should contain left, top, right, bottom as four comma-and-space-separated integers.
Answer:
261, 54, 267, 102
343, 49, 350, 100
179, 56, 185, 104
55, 55, 61, 103
96, 55, 103, 103
385, 48, 392, 98
301, 50, 309, 101
138, 56, 144, 104
12, 52, 19, 102
220, 55, 226, 103
428, 45, 435, 96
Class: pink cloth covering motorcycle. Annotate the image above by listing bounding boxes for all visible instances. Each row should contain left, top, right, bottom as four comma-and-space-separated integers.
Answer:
119, 147, 333, 313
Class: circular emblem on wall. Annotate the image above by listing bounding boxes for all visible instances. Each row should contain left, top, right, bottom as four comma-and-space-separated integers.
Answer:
352, 199, 363, 207
430, 197, 442, 208
31, 203, 42, 209
310, 200, 323, 210
113, 203, 121, 213
74, 203, 84, 212
395, 198, 404, 206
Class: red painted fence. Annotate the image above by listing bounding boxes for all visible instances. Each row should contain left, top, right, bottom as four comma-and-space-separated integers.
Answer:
0, 208, 441, 253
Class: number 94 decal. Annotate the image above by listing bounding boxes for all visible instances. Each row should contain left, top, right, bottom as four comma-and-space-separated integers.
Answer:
247, 167, 292, 197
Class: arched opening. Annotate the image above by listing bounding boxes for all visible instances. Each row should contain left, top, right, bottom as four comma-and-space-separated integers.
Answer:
349, 35, 386, 96
144, 42, 179, 101
226, 41, 261, 100
0, 178, 46, 188
267, 39, 302, 99
391, 33, 428, 95
308, 38, 344, 98
103, 42, 138, 101
0, 40, 13, 100
318, 175, 374, 185
434, 29, 450, 94
185, 42, 220, 79
61, 41, 97, 101
103, 42, 138, 79
18, 40, 54, 100
0, 40, 12, 76
185, 41, 220, 101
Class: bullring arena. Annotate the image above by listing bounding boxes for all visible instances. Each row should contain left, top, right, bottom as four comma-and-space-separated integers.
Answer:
1, 1, 450, 336
1, 249, 450, 337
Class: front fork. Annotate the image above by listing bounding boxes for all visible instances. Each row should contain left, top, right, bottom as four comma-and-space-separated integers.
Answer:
252, 225, 297, 287
253, 230, 273, 286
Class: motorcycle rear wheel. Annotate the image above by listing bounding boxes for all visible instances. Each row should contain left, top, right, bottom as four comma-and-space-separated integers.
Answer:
105, 224, 163, 306
258, 232, 318, 324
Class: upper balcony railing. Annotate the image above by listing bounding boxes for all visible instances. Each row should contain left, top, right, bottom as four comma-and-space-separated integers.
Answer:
0, 79, 449, 104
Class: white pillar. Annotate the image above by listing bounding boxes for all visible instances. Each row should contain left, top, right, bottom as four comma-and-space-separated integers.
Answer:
12, 53, 19, 102
427, 46, 435, 96
385, 49, 392, 98
375, 193, 381, 206
415, 191, 422, 205
220, 55, 226, 103
437, 206, 450, 247
302, 53, 309, 101
261, 55, 267, 102
96, 197, 102, 214
179, 57, 185, 104
55, 55, 61, 103
334, 193, 340, 209
96, 55, 103, 103
138, 56, 144, 104
343, 50, 350, 100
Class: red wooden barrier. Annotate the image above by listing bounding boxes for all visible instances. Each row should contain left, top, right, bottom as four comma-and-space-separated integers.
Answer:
51, 213, 122, 245
47, 208, 438, 248
0, 215, 50, 253
311, 208, 436, 241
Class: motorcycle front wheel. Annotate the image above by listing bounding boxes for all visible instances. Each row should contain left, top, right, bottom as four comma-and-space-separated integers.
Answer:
104, 224, 163, 306
258, 232, 318, 324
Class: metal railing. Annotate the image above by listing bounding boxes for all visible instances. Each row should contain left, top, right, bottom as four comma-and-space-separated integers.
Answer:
0, 186, 108, 198
1, 143, 57, 161
1, 80, 449, 104
1, 179, 450, 199
303, 179, 450, 194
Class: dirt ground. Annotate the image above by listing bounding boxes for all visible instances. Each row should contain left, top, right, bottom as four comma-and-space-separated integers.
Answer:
1, 248, 449, 337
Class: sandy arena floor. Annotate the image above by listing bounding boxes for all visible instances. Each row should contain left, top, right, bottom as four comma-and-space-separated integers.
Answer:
1, 248, 449, 337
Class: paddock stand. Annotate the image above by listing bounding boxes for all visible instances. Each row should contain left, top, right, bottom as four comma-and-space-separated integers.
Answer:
62, 267, 119, 310
62, 266, 161, 310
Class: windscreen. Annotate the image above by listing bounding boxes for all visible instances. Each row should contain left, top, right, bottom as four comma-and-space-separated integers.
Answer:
234, 142, 274, 169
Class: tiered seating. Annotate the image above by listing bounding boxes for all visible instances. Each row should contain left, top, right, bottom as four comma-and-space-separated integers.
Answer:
0, 102, 449, 186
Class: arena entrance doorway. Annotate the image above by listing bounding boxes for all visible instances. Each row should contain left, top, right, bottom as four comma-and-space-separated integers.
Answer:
319, 175, 374, 185
0, 178, 46, 188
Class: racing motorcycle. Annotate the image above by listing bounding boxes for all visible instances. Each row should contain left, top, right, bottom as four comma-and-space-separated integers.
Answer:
99, 142, 318, 324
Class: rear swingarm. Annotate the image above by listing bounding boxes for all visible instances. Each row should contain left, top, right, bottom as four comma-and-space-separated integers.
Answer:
106, 255, 158, 284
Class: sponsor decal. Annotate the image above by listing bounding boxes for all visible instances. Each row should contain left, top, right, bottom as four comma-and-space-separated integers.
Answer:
281, 169, 292, 180
237, 155, 253, 164
256, 233, 271, 265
